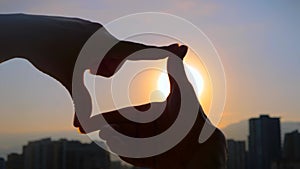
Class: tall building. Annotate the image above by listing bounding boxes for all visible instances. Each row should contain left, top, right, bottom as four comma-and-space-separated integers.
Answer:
0, 157, 5, 169
283, 130, 300, 161
271, 130, 300, 169
22, 138, 110, 169
23, 138, 52, 169
248, 115, 281, 169
227, 139, 246, 169
6, 153, 23, 169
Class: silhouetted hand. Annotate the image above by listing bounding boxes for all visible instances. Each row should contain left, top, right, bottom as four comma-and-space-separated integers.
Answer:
73, 43, 189, 130
94, 42, 190, 78
96, 53, 227, 169
0, 14, 226, 169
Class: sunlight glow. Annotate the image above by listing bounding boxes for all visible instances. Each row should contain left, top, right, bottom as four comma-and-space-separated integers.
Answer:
157, 64, 204, 99
157, 71, 170, 98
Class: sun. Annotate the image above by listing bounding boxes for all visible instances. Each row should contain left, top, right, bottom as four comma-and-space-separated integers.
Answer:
157, 64, 204, 99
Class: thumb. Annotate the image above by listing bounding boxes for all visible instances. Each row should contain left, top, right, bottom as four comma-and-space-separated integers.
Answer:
166, 54, 199, 110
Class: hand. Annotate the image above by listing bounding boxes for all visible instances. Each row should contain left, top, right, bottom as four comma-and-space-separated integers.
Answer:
96, 53, 227, 169
73, 42, 188, 129
93, 42, 189, 78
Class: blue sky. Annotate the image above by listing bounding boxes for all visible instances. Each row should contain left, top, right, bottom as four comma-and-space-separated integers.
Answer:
0, 0, 299, 158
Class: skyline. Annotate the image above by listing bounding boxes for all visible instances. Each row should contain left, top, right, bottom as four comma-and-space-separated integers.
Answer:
0, 114, 299, 161
1, 116, 298, 168
0, 0, 300, 160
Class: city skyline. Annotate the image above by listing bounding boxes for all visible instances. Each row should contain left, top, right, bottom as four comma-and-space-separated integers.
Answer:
1, 138, 145, 169
0, 115, 298, 155
1, 114, 299, 169
226, 114, 299, 169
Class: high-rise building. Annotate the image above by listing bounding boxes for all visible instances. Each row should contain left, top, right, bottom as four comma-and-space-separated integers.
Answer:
22, 138, 110, 169
248, 115, 281, 169
23, 138, 52, 169
6, 153, 23, 169
283, 130, 300, 161
0, 157, 5, 169
227, 139, 246, 169
272, 130, 300, 169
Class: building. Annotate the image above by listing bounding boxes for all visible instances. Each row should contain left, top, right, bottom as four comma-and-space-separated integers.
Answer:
23, 138, 52, 169
0, 157, 5, 169
227, 139, 246, 169
271, 130, 300, 169
248, 115, 281, 169
6, 153, 23, 169
22, 138, 110, 169
283, 130, 300, 161
64, 140, 110, 169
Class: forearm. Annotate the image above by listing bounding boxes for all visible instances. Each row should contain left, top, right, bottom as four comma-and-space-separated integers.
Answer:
0, 13, 101, 62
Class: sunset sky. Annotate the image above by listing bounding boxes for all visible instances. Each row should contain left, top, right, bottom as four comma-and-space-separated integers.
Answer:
0, 0, 299, 157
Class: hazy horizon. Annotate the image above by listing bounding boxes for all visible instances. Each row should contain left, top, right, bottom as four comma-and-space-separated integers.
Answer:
0, 118, 299, 160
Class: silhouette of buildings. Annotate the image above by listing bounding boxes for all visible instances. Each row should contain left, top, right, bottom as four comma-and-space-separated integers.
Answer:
226, 115, 299, 169
227, 139, 246, 169
0, 157, 5, 169
283, 130, 300, 161
6, 153, 23, 169
62, 140, 110, 169
248, 115, 281, 169
3, 115, 299, 169
6, 138, 110, 169
271, 130, 300, 169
